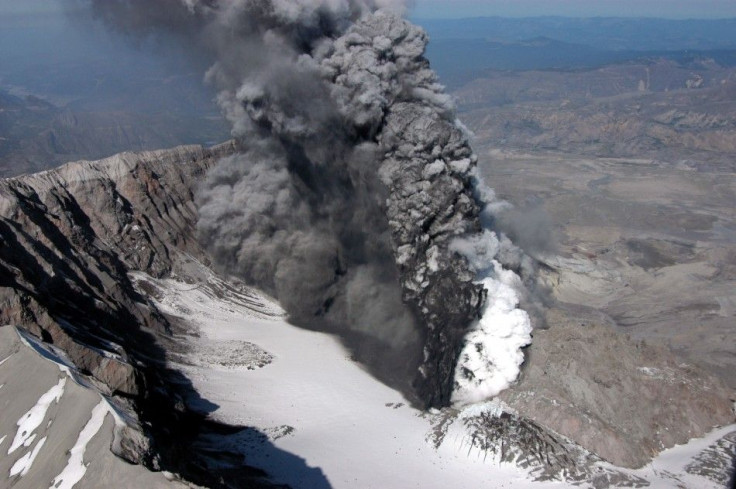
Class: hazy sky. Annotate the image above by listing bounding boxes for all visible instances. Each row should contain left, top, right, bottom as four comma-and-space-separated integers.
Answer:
412, 0, 736, 19
0, 0, 64, 14
1, 0, 735, 19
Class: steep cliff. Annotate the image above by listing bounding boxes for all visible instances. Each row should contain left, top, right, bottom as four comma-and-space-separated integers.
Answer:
0, 141, 285, 488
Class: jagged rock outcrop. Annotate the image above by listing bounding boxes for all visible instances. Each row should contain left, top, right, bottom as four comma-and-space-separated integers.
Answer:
0, 142, 237, 396
459, 411, 651, 487
425, 403, 651, 488
0, 326, 189, 489
0, 141, 285, 488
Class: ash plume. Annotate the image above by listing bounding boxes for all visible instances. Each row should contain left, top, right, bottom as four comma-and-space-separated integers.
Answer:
88, 0, 536, 408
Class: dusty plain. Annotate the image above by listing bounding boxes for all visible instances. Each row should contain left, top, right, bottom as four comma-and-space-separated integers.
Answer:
462, 59, 736, 389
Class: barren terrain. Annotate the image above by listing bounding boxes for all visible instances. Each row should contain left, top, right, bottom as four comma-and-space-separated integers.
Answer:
459, 59, 736, 390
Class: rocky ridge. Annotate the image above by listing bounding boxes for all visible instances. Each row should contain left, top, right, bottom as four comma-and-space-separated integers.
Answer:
0, 326, 190, 489
0, 142, 237, 394
456, 59, 736, 172
0, 141, 286, 488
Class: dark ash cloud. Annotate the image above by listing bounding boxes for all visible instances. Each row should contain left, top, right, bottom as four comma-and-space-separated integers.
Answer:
88, 0, 538, 408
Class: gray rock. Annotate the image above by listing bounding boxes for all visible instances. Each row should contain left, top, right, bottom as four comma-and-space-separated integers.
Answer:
0, 142, 287, 488
499, 311, 736, 468
685, 430, 736, 487
0, 325, 187, 489
459, 411, 650, 488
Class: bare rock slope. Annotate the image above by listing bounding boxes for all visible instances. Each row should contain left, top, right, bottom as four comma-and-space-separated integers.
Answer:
0, 141, 285, 488
0, 142, 236, 380
499, 312, 734, 468
0, 326, 185, 489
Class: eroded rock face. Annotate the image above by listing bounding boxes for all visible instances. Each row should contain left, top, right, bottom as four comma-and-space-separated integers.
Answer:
0, 326, 182, 489
0, 142, 287, 487
459, 411, 650, 488
499, 311, 735, 468
0, 143, 238, 395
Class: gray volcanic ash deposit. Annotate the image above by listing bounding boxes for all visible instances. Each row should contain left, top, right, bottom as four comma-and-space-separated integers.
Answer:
91, 0, 533, 407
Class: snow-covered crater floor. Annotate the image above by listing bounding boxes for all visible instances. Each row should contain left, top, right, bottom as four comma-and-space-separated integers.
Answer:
131, 271, 736, 489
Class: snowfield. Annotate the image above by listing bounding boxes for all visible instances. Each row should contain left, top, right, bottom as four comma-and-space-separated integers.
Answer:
0, 266, 733, 488
131, 269, 736, 489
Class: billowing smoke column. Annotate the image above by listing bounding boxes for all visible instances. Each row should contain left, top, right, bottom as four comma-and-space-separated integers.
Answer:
90, 0, 533, 408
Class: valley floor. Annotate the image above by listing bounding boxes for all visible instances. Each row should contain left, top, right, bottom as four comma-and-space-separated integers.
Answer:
476, 148, 736, 388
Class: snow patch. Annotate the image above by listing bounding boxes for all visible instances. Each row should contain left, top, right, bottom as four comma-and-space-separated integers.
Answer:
129, 268, 283, 322
458, 399, 511, 420
9, 436, 47, 477
0, 435, 6, 447
50, 401, 109, 489
638, 366, 659, 376
100, 397, 127, 429
8, 377, 66, 454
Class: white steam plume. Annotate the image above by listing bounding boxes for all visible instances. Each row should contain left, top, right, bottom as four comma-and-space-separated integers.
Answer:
449, 231, 533, 405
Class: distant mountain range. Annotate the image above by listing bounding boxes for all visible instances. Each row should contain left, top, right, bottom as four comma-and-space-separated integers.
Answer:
416, 17, 736, 87
415, 17, 736, 51
0, 10, 229, 178
0, 88, 228, 178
